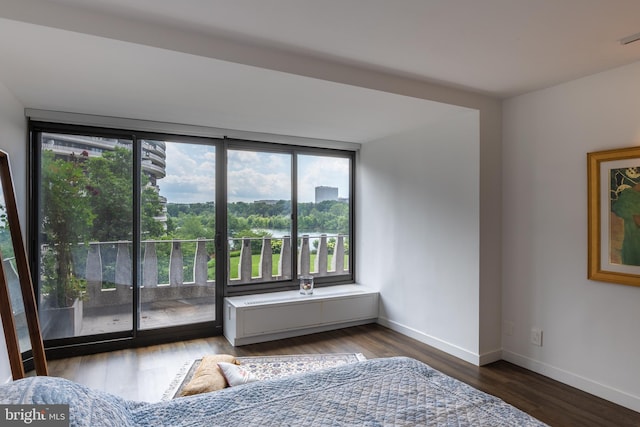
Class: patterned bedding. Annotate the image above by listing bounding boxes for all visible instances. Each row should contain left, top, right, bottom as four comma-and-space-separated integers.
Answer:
0, 357, 547, 426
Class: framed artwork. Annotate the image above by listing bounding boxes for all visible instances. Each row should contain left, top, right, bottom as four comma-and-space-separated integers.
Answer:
588, 146, 640, 286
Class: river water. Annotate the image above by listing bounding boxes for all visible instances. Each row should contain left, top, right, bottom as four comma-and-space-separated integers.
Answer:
253, 228, 341, 238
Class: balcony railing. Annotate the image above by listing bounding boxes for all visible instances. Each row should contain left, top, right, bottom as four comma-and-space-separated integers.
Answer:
230, 234, 348, 284
36, 234, 348, 338
63, 234, 348, 308
141, 160, 166, 178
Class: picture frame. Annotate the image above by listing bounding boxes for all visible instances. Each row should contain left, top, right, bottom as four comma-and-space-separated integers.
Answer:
588, 146, 640, 286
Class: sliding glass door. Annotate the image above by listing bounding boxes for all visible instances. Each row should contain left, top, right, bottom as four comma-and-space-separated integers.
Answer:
139, 139, 217, 330
33, 126, 222, 348
31, 122, 354, 355
38, 131, 135, 340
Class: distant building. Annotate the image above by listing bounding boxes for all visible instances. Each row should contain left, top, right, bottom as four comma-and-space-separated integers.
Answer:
41, 133, 166, 185
315, 186, 338, 203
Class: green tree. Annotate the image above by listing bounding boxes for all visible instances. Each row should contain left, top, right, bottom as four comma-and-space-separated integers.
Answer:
89, 148, 165, 286
84, 146, 164, 241
229, 229, 272, 254
84, 148, 159, 285
41, 147, 165, 298
142, 185, 165, 238
177, 214, 208, 239
227, 214, 249, 234
85, 147, 133, 242
0, 204, 13, 261
41, 151, 94, 307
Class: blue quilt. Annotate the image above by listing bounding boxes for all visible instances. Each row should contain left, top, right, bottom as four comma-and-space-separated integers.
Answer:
0, 357, 547, 426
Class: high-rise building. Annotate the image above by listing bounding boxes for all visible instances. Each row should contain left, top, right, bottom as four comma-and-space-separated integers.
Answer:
41, 133, 168, 224
315, 186, 338, 203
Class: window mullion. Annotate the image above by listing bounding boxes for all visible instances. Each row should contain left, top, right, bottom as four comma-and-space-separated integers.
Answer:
291, 152, 299, 281
218, 139, 228, 302
132, 135, 141, 337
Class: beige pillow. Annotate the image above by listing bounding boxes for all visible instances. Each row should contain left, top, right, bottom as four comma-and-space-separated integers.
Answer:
179, 354, 239, 396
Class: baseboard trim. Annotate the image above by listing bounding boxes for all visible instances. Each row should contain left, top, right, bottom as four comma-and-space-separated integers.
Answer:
502, 349, 640, 412
228, 319, 376, 346
378, 317, 640, 412
478, 348, 502, 365
377, 316, 485, 366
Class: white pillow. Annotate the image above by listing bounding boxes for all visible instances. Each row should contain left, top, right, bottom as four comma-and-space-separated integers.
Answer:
217, 362, 259, 387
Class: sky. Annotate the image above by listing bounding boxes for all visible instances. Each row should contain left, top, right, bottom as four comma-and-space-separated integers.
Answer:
159, 142, 350, 204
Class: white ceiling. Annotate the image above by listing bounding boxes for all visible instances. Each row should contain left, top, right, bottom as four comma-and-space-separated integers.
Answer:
1, 0, 640, 143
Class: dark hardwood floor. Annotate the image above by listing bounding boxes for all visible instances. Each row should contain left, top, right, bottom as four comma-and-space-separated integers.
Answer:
46, 324, 639, 426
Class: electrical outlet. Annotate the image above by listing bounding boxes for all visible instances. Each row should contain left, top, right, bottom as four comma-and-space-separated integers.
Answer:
530, 328, 543, 346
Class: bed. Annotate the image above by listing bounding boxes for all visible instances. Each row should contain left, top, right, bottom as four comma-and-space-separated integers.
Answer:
0, 356, 547, 426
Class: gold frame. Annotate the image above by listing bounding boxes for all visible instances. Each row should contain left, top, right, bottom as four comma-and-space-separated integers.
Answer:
0, 150, 48, 378
588, 146, 640, 286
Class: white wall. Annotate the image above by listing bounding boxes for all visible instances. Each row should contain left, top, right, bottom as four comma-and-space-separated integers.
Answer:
503, 60, 640, 411
358, 110, 486, 364
0, 9, 504, 378
0, 79, 27, 383
0, 81, 27, 225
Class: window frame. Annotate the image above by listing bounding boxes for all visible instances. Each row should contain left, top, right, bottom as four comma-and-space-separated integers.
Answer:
29, 121, 224, 354
223, 138, 355, 296
27, 119, 356, 355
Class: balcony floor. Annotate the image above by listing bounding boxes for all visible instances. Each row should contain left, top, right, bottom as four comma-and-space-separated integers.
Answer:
79, 297, 216, 335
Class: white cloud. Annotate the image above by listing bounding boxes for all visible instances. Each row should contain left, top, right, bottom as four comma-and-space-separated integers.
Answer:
298, 155, 350, 202
228, 150, 291, 202
158, 144, 349, 203
159, 142, 216, 203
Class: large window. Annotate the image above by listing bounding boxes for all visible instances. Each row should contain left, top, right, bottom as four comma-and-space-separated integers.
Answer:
30, 122, 354, 352
225, 142, 353, 292
227, 148, 293, 286
297, 154, 351, 280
